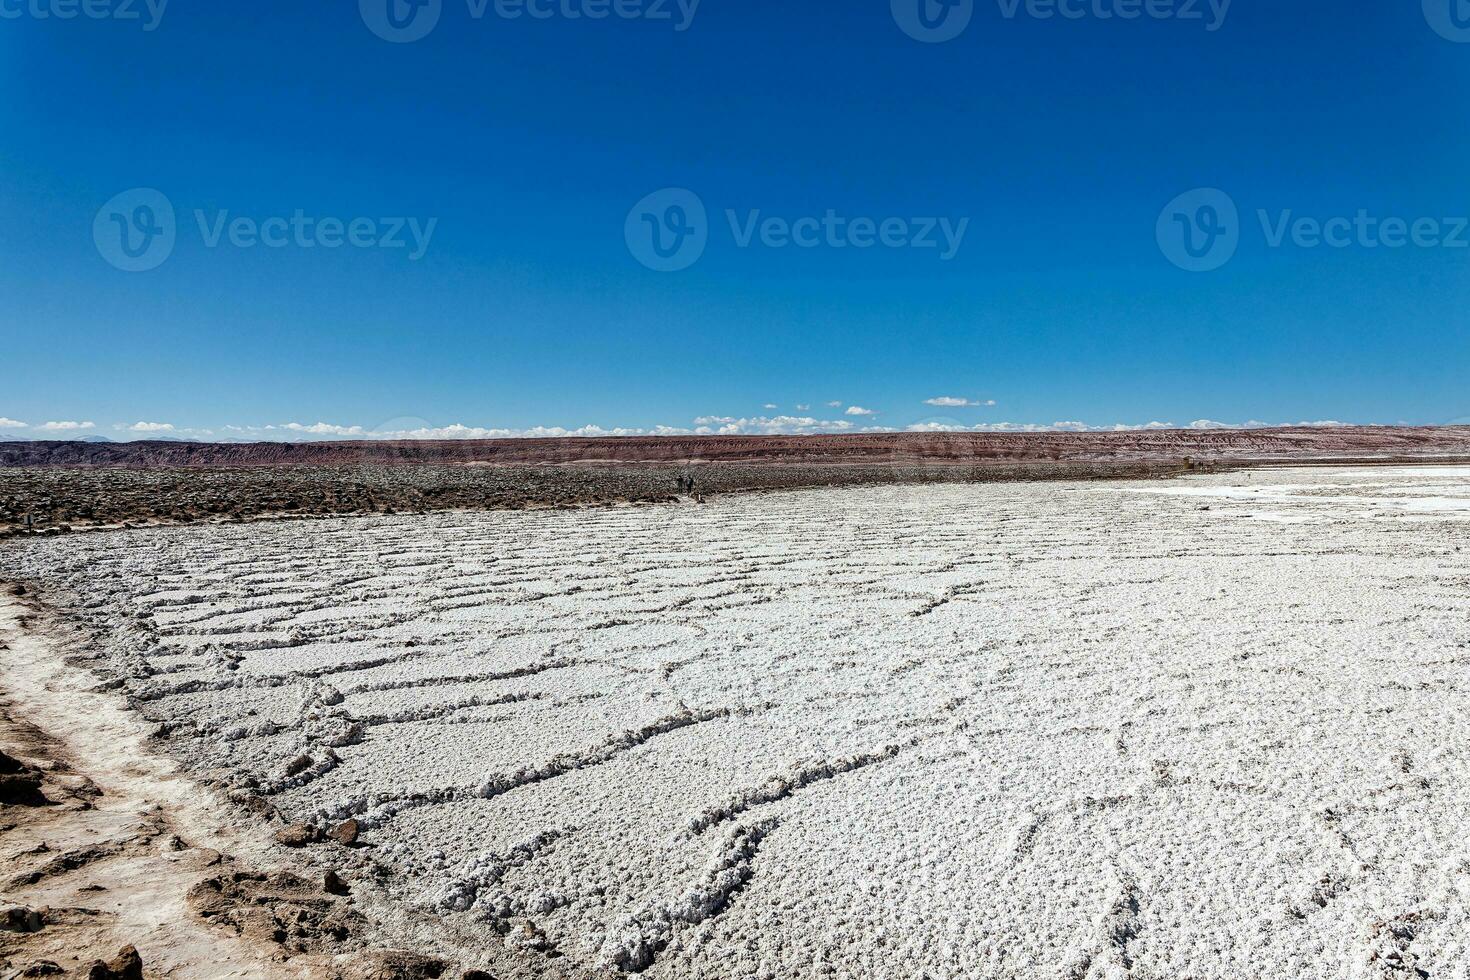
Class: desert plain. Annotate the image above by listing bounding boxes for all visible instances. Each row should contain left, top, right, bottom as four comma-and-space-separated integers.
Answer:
5, 454, 1470, 979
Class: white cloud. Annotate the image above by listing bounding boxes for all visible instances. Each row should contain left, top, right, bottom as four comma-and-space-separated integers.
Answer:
0, 417, 25, 429
826, 400, 843, 408
906, 421, 1176, 433
763, 403, 779, 410
279, 422, 649, 440
233, 421, 684, 442
165, 416, 1371, 444
279, 422, 369, 437
903, 419, 1362, 434
403, 423, 651, 439
38, 420, 95, 431
1186, 419, 1350, 430
795, 404, 810, 411
924, 397, 996, 408
692, 415, 858, 436
128, 421, 176, 433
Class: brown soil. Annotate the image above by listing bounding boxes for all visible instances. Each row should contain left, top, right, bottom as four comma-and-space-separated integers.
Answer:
6, 427, 1470, 539
6, 425, 1470, 469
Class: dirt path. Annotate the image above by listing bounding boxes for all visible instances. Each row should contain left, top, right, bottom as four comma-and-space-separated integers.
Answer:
0, 585, 583, 980
0, 587, 437, 980
0, 588, 333, 978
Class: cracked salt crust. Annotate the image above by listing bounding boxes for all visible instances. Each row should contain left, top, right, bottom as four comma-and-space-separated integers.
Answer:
5, 465, 1470, 977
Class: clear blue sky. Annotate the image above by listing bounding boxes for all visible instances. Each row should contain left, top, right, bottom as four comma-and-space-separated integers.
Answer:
3, 1, 1469, 440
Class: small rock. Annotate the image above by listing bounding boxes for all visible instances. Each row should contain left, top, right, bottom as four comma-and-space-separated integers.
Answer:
330, 818, 360, 846
233, 793, 279, 820
324, 870, 350, 895
0, 768, 47, 806
83, 946, 144, 980
461, 972, 495, 980
504, 920, 552, 953
18, 962, 65, 977
0, 904, 45, 933
336, 949, 448, 980
275, 823, 324, 848
284, 754, 313, 778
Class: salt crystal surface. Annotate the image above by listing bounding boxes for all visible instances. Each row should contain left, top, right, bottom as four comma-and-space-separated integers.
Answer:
5, 466, 1470, 977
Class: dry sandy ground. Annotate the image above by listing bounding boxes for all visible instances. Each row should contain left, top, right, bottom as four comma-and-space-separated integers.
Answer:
5, 466, 1470, 978
0, 592, 328, 980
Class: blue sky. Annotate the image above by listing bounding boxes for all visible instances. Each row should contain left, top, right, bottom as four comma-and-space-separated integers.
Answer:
3, 0, 1469, 440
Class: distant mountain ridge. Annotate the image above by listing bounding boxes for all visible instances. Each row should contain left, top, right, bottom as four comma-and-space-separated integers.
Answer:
5, 426, 1470, 468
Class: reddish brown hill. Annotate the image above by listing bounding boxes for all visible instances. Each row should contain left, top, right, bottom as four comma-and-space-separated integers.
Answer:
4, 427, 1470, 469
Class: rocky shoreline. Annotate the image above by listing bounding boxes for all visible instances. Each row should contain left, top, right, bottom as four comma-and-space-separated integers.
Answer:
0, 460, 1189, 539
